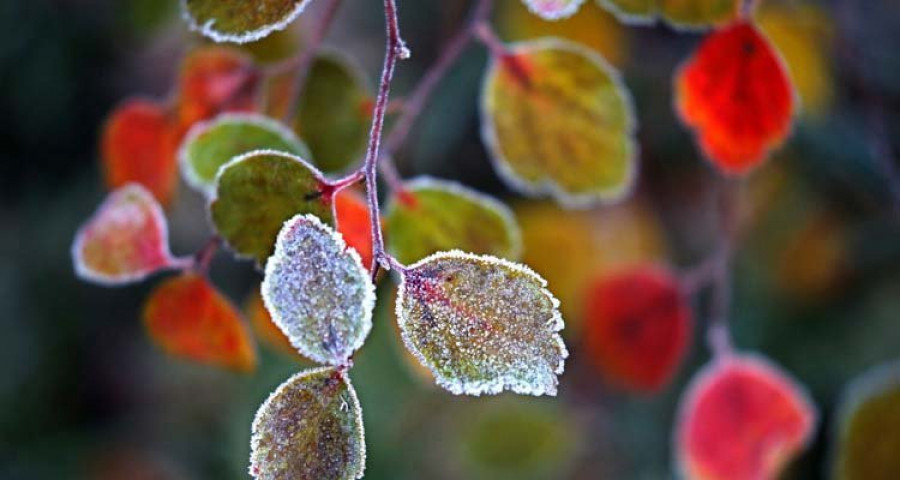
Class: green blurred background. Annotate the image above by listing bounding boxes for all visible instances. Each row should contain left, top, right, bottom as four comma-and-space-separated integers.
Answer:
2, 0, 900, 478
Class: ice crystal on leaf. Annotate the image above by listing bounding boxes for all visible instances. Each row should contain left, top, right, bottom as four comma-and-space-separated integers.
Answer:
250, 366, 365, 480
396, 251, 568, 396
181, 0, 312, 44
599, 0, 738, 30
262, 214, 375, 366
522, 0, 586, 20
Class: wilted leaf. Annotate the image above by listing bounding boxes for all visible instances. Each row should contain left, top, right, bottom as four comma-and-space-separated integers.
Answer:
833, 361, 900, 480
101, 98, 179, 206
180, 113, 310, 197
386, 177, 522, 265
143, 273, 257, 372
73, 184, 181, 285
335, 189, 375, 271
250, 366, 365, 480
675, 354, 817, 480
294, 53, 373, 173
599, 0, 737, 29
262, 214, 375, 365
177, 47, 260, 129
481, 39, 637, 208
522, 0, 586, 20
181, 0, 311, 44
676, 21, 795, 175
584, 265, 692, 392
210, 151, 333, 265
396, 251, 568, 396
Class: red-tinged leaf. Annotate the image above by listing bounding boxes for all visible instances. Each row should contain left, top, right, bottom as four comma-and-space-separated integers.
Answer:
584, 266, 692, 392
73, 184, 180, 285
177, 47, 260, 130
101, 98, 179, 206
675, 21, 795, 175
143, 273, 257, 372
675, 354, 817, 480
335, 189, 375, 271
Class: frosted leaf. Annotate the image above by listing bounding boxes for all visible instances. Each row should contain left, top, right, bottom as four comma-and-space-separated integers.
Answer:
250, 366, 365, 480
599, 0, 737, 30
522, 0, 586, 20
385, 176, 523, 265
72, 183, 182, 286
262, 214, 375, 365
180, 113, 311, 197
396, 251, 568, 396
181, 0, 312, 44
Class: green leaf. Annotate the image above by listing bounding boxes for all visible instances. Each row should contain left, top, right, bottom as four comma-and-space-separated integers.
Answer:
180, 113, 311, 197
250, 366, 365, 480
386, 177, 522, 265
599, 0, 737, 29
210, 151, 333, 265
481, 39, 637, 208
181, 0, 312, 44
262, 214, 375, 365
396, 251, 568, 396
294, 52, 373, 173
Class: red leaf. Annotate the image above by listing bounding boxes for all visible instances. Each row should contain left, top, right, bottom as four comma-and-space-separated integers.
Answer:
143, 273, 257, 372
335, 189, 375, 271
584, 265, 692, 392
676, 21, 795, 175
101, 99, 179, 206
177, 47, 260, 130
675, 354, 817, 480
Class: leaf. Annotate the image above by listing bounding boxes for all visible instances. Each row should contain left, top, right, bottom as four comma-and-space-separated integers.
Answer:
833, 361, 900, 479
181, 0, 312, 44
675, 354, 817, 480
335, 189, 375, 271
599, 0, 738, 29
177, 47, 260, 129
143, 272, 257, 372
386, 177, 522, 265
294, 52, 373, 173
675, 21, 795, 175
180, 113, 311, 197
481, 39, 637, 208
210, 150, 333, 265
73, 184, 180, 285
250, 366, 365, 480
262, 214, 375, 365
396, 251, 568, 396
521, 0, 586, 20
584, 265, 692, 392
101, 98, 179, 206
246, 287, 306, 361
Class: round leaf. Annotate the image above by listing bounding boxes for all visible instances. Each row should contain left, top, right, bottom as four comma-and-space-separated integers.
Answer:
177, 47, 260, 129
599, 0, 738, 29
522, 0, 586, 20
262, 214, 375, 365
210, 150, 333, 265
250, 366, 365, 480
73, 184, 180, 285
181, 0, 312, 44
396, 250, 568, 396
385, 177, 523, 265
180, 113, 310, 197
481, 39, 637, 208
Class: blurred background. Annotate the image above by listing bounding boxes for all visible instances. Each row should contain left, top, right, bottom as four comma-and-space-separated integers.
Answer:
2, 0, 900, 478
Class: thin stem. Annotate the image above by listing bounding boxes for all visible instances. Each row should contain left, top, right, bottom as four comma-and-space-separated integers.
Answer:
473, 22, 509, 59
192, 235, 222, 275
705, 180, 739, 356
364, 0, 409, 278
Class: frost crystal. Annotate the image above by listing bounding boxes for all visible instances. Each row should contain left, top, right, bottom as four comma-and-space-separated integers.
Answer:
262, 214, 375, 365
250, 366, 365, 480
522, 0, 586, 20
396, 251, 568, 396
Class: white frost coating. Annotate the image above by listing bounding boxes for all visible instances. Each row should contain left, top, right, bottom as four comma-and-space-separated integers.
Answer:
250, 367, 366, 480
523, 0, 586, 20
479, 38, 640, 210
72, 183, 185, 287
180, 0, 313, 45
596, 0, 724, 32
262, 214, 375, 365
391, 176, 524, 261
396, 250, 568, 397
672, 353, 818, 480
179, 113, 310, 198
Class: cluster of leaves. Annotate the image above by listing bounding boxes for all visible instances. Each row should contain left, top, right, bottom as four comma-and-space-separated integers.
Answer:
70, 0, 853, 478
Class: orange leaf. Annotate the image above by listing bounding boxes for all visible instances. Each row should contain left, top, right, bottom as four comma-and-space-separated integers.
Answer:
101, 98, 179, 206
177, 47, 260, 130
143, 273, 257, 372
335, 189, 375, 271
676, 21, 795, 175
